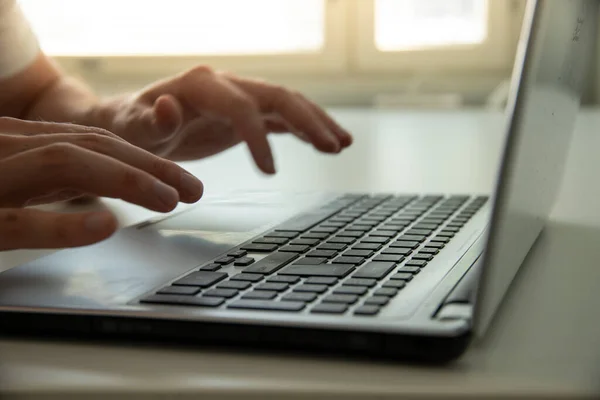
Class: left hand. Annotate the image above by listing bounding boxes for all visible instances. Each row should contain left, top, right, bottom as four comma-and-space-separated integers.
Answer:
94, 66, 353, 174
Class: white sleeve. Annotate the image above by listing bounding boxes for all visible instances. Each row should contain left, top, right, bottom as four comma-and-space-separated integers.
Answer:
0, 0, 40, 79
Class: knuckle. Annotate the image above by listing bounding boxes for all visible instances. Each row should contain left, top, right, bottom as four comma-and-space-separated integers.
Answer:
39, 143, 80, 177
230, 94, 257, 114
76, 133, 110, 152
185, 65, 215, 81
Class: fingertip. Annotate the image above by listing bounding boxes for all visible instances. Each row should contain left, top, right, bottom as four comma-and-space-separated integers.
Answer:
83, 211, 118, 240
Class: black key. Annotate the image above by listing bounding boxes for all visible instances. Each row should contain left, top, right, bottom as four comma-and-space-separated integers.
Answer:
379, 224, 406, 232
228, 299, 305, 312
420, 218, 445, 225
293, 284, 329, 293
391, 272, 413, 281
266, 231, 299, 239
241, 243, 278, 252
243, 252, 298, 275
230, 273, 264, 282
290, 238, 319, 246
228, 250, 248, 258
199, 263, 221, 272
437, 231, 456, 238
293, 257, 327, 265
443, 227, 461, 233
234, 256, 255, 266
353, 305, 381, 315
312, 226, 339, 234
374, 288, 399, 297
389, 240, 420, 249
282, 292, 317, 302
306, 277, 338, 285
344, 278, 377, 287
157, 286, 200, 295
381, 247, 412, 256
281, 263, 355, 278
280, 245, 310, 253
321, 221, 347, 228
446, 222, 463, 228
242, 291, 277, 300
267, 275, 300, 284
352, 243, 382, 251
140, 294, 224, 307
413, 224, 439, 231
217, 280, 251, 290
306, 250, 338, 258
216, 256, 234, 265
424, 242, 445, 248
361, 236, 389, 244
302, 232, 329, 240
353, 262, 396, 279
373, 255, 405, 263
337, 231, 364, 238
344, 226, 370, 233
382, 280, 407, 289
334, 285, 368, 295
343, 249, 374, 258
203, 288, 238, 299
419, 248, 439, 255
253, 237, 288, 245
256, 282, 289, 292
412, 253, 433, 261
328, 236, 356, 244
173, 272, 227, 288
329, 216, 355, 223
364, 296, 389, 306
275, 208, 340, 232
398, 235, 427, 242
331, 256, 365, 265
398, 266, 422, 273
317, 243, 347, 251
370, 230, 397, 238
406, 229, 433, 236
311, 303, 348, 314
431, 236, 451, 243
353, 221, 378, 228
322, 294, 359, 304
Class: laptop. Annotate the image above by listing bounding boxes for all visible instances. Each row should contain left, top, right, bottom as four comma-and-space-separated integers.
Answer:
0, 0, 594, 363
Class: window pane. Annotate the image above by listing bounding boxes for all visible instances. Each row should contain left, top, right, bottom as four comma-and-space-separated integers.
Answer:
19, 0, 324, 56
375, 0, 487, 51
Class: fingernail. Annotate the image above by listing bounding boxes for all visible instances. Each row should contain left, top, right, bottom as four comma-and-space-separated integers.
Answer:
181, 172, 203, 198
153, 180, 178, 209
85, 213, 111, 232
264, 154, 276, 174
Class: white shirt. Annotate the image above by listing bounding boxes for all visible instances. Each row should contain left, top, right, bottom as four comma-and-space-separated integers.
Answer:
0, 0, 39, 78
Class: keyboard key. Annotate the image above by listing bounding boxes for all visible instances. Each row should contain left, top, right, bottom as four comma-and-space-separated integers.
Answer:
352, 243, 382, 251
353, 262, 396, 280
412, 253, 433, 261
242, 291, 277, 300
312, 226, 339, 234
322, 294, 359, 304
398, 235, 427, 242
443, 227, 461, 233
266, 231, 299, 239
173, 272, 227, 288
275, 208, 340, 233
431, 236, 451, 243
157, 286, 200, 295
228, 250, 248, 258
290, 238, 319, 246
293, 257, 327, 265
406, 229, 433, 236
306, 250, 338, 258
364, 296, 389, 306
233, 257, 255, 266
337, 231, 364, 238
282, 292, 317, 302
228, 299, 305, 312
374, 288, 399, 297
389, 240, 419, 249
203, 288, 238, 298
344, 225, 370, 233
413, 224, 439, 231
280, 245, 310, 253
353, 305, 381, 315
398, 266, 422, 273
343, 249, 374, 258
216, 256, 234, 265
382, 280, 407, 289
361, 236, 389, 244
437, 231, 456, 237
334, 286, 368, 295
381, 247, 412, 256
331, 256, 365, 265
217, 280, 251, 290
293, 284, 329, 293
344, 278, 377, 287
424, 242, 445, 248
268, 275, 300, 284
253, 237, 288, 245
370, 230, 397, 238
373, 255, 405, 263
419, 248, 439, 255
306, 277, 338, 285
311, 303, 348, 314
230, 273, 264, 282
241, 243, 279, 252
391, 272, 413, 281
199, 263, 221, 272
317, 243, 348, 251
328, 236, 356, 244
243, 252, 298, 275
140, 294, 224, 307
255, 282, 289, 292
320, 221, 347, 228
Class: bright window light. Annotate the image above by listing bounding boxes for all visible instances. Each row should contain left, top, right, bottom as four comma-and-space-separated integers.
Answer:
375, 0, 488, 51
18, 0, 325, 56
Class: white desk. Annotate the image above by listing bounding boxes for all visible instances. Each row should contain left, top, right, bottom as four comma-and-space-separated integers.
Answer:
1, 109, 599, 399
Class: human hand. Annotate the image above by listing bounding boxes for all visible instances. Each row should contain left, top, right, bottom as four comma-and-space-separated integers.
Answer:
0, 117, 203, 251
91, 66, 353, 174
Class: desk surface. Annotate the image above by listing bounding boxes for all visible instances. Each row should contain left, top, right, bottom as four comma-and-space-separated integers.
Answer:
1, 109, 599, 398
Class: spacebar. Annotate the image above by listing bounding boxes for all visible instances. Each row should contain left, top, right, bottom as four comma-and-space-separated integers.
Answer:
275, 209, 340, 232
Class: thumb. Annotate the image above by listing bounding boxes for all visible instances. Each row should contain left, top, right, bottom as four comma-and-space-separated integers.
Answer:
152, 94, 184, 138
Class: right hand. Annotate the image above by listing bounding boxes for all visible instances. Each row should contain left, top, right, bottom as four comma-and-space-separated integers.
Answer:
0, 117, 204, 251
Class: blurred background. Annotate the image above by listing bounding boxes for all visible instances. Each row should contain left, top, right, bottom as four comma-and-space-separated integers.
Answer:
16, 0, 600, 109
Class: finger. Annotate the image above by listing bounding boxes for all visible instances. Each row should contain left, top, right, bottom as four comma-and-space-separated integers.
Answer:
176, 67, 275, 174
263, 115, 311, 143
24, 189, 84, 206
299, 97, 353, 147
10, 133, 203, 203
0, 208, 117, 251
153, 94, 184, 136
0, 116, 124, 141
0, 144, 181, 212
224, 76, 341, 153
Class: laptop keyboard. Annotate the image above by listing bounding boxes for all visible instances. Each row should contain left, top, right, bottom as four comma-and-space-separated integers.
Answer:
140, 194, 488, 316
